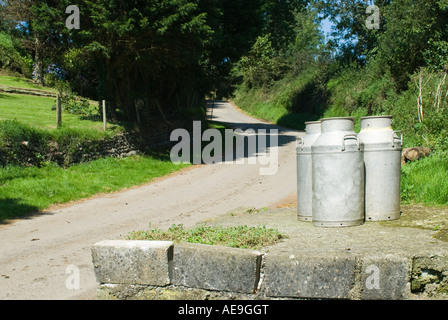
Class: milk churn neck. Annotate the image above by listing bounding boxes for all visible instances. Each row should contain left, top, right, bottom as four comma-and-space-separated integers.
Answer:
320, 117, 355, 133
305, 121, 321, 135
360, 116, 393, 131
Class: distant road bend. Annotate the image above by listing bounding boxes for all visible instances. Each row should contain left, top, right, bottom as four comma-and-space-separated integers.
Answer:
0, 101, 303, 300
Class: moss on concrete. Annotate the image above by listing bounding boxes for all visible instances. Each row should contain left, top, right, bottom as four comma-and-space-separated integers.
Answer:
380, 204, 448, 242
434, 229, 448, 242
97, 284, 263, 300
411, 256, 448, 298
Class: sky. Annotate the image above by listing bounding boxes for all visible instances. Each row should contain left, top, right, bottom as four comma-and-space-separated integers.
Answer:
320, 17, 336, 44
321, 17, 334, 38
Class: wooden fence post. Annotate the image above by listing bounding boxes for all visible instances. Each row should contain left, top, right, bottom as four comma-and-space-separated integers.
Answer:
56, 93, 62, 128
102, 100, 107, 131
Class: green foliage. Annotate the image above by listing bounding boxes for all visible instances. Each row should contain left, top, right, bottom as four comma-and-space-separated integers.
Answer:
313, 0, 387, 64
1, 0, 268, 122
325, 61, 396, 117
53, 91, 97, 118
375, 0, 445, 89
388, 68, 448, 150
0, 32, 31, 74
232, 4, 327, 127
233, 66, 327, 131
262, 0, 309, 51
424, 39, 448, 71
127, 224, 286, 250
232, 34, 288, 90
0, 120, 49, 167
66, 0, 218, 120
288, 7, 324, 74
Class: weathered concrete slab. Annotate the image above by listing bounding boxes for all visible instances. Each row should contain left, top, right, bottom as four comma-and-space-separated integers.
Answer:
359, 255, 411, 300
173, 243, 262, 294
92, 206, 448, 300
261, 253, 357, 299
91, 240, 173, 286
204, 207, 448, 300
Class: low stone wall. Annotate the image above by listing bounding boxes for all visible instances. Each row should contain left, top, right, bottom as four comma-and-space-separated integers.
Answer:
0, 129, 174, 167
91, 240, 448, 300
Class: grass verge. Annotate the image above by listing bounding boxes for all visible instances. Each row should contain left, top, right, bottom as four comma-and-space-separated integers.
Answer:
0, 153, 190, 222
232, 69, 323, 131
401, 154, 448, 206
126, 224, 286, 250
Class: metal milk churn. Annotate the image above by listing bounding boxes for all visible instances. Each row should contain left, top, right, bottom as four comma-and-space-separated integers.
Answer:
311, 117, 365, 227
358, 116, 403, 221
297, 121, 321, 222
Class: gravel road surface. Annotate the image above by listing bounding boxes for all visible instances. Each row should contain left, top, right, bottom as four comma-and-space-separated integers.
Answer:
0, 101, 303, 300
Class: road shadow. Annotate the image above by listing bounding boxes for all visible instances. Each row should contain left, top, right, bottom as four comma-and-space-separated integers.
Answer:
194, 100, 304, 165
0, 198, 41, 224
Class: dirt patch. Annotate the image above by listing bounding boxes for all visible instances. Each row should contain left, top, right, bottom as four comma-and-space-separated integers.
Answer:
267, 192, 297, 209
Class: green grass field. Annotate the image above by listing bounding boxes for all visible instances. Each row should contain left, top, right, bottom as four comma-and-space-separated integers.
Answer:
0, 154, 190, 222
401, 154, 448, 206
0, 93, 112, 131
0, 75, 121, 132
0, 75, 57, 92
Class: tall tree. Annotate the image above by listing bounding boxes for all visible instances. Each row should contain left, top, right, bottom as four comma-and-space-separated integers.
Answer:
1, 0, 69, 85
198, 0, 265, 96
313, 0, 391, 64
67, 0, 215, 120
376, 0, 448, 89
263, 0, 309, 52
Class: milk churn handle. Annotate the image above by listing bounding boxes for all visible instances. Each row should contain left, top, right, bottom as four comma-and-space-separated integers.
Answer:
296, 136, 304, 151
392, 131, 403, 148
342, 134, 360, 152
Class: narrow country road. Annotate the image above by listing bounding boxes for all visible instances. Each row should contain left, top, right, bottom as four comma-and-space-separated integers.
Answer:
0, 101, 304, 300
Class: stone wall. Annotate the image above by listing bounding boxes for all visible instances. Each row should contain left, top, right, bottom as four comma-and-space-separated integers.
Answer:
0, 129, 174, 167
90, 240, 448, 300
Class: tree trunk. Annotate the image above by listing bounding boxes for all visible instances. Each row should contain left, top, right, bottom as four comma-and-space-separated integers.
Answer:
33, 37, 45, 86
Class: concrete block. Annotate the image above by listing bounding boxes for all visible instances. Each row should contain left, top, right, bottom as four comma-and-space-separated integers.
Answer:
91, 240, 173, 286
360, 255, 411, 300
262, 253, 357, 299
172, 243, 262, 294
